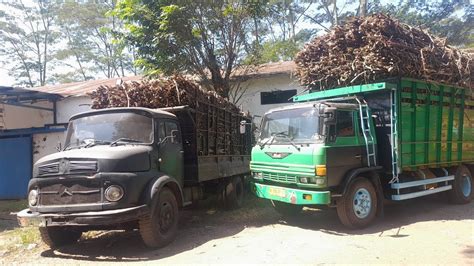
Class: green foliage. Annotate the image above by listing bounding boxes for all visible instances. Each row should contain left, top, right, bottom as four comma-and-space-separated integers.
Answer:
55, 0, 135, 81
114, 0, 264, 97
0, 1, 58, 87
369, 0, 473, 47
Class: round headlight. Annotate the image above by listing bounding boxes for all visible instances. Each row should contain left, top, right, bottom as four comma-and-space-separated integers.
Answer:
105, 185, 124, 202
28, 189, 38, 206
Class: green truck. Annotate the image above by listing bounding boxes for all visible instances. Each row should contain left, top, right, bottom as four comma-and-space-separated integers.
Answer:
251, 77, 473, 228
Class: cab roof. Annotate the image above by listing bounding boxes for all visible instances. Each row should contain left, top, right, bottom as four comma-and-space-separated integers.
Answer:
69, 107, 177, 121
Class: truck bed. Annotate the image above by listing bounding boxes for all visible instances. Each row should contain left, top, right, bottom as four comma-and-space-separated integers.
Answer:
293, 77, 474, 172
163, 104, 252, 183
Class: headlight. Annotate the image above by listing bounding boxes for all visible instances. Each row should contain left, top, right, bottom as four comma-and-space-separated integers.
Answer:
28, 189, 39, 206
253, 172, 263, 179
105, 185, 124, 202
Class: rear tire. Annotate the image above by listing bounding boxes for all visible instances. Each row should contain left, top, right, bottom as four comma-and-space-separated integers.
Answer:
139, 187, 179, 248
224, 176, 244, 210
271, 200, 303, 216
448, 165, 473, 204
337, 177, 377, 229
39, 227, 82, 248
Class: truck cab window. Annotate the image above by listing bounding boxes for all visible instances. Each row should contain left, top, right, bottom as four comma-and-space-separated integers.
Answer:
336, 111, 354, 137
164, 121, 181, 144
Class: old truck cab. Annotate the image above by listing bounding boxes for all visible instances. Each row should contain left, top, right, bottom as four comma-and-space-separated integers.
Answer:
18, 107, 185, 248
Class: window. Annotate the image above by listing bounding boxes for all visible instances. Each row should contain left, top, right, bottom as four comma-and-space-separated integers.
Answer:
261, 89, 297, 105
158, 121, 181, 144
336, 111, 354, 137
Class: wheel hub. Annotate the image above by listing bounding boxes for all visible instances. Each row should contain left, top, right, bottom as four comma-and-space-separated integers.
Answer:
353, 188, 372, 219
461, 174, 472, 197
159, 202, 174, 232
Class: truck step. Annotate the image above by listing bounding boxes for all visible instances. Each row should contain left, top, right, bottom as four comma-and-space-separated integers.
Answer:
390, 175, 454, 189
391, 185, 452, 201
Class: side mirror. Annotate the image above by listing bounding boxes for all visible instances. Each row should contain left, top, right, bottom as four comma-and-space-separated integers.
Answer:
323, 107, 337, 125
240, 120, 247, 134
322, 107, 337, 142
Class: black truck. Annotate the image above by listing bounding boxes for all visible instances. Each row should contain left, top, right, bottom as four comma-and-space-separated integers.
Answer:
17, 105, 252, 248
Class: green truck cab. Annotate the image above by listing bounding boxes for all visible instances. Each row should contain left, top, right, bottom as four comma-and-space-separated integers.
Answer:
251, 78, 474, 228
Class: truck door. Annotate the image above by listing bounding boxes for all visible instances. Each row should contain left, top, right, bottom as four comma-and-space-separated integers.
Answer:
326, 110, 364, 187
157, 120, 184, 186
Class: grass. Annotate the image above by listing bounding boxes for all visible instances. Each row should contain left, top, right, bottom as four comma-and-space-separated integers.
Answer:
0, 200, 41, 259
0, 227, 41, 257
0, 200, 27, 213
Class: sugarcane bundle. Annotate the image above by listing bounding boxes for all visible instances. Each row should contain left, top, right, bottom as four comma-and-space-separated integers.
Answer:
295, 14, 473, 90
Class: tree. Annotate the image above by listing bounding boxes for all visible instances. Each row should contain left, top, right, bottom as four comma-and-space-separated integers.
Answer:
0, 1, 58, 87
55, 0, 135, 82
245, 1, 315, 64
370, 0, 473, 47
114, 0, 266, 98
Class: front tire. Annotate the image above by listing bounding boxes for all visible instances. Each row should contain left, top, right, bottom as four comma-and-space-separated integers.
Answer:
448, 165, 473, 204
271, 200, 303, 216
337, 177, 377, 229
39, 227, 82, 248
139, 187, 179, 248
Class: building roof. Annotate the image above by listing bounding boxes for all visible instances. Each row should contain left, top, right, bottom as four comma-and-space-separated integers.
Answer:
21, 61, 296, 98
0, 86, 62, 104
232, 61, 296, 79
26, 75, 143, 97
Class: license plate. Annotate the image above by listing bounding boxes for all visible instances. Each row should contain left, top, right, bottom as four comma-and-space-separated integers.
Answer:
269, 187, 286, 198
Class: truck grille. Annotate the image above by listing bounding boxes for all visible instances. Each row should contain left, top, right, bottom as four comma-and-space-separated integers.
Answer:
39, 183, 101, 206
262, 172, 297, 183
38, 160, 98, 176
69, 161, 98, 172
38, 162, 59, 175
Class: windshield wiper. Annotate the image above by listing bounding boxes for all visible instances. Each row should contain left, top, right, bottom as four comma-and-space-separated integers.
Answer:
272, 132, 301, 151
110, 138, 143, 146
84, 139, 110, 148
64, 139, 110, 151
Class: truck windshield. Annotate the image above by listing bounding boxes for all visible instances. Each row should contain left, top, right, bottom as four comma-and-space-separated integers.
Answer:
65, 112, 153, 149
260, 107, 321, 144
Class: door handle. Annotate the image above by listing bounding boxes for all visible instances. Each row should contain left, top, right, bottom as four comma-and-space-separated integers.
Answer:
354, 154, 361, 159
180, 150, 184, 153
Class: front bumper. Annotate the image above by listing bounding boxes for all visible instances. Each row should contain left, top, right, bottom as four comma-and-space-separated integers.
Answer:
17, 205, 149, 227
253, 182, 331, 205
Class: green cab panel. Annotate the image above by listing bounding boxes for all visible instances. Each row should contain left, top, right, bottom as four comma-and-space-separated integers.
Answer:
250, 144, 326, 186
253, 182, 331, 205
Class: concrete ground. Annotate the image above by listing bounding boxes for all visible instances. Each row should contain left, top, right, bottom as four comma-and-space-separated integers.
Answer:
1, 194, 473, 265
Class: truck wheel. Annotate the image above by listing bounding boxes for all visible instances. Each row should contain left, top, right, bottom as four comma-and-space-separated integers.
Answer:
336, 177, 377, 229
139, 187, 178, 248
224, 176, 244, 209
271, 200, 303, 216
39, 227, 82, 248
448, 165, 473, 204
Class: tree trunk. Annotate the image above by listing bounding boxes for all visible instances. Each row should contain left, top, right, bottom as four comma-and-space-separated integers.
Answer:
359, 0, 368, 17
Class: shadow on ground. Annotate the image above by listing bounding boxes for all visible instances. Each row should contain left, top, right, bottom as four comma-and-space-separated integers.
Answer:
40, 192, 279, 262
281, 194, 474, 237
39, 193, 473, 262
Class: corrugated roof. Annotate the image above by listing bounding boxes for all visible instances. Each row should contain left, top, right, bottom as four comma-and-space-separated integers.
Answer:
26, 75, 143, 97
23, 61, 297, 97
232, 61, 296, 78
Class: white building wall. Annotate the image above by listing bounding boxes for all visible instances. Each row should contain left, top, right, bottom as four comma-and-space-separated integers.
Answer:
56, 96, 93, 123
32, 132, 65, 163
235, 74, 304, 124
3, 101, 54, 130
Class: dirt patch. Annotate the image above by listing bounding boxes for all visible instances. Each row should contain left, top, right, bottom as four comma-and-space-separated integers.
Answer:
1, 195, 473, 264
